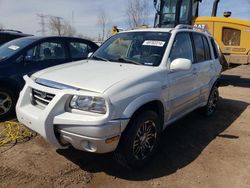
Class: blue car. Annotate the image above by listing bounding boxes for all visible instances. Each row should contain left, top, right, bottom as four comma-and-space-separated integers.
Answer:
0, 36, 98, 119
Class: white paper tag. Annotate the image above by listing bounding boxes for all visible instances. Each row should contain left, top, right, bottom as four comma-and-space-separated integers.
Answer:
8, 45, 20, 50
143, 40, 165, 47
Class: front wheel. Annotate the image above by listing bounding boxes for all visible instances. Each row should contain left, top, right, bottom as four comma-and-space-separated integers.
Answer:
114, 110, 162, 169
200, 86, 219, 116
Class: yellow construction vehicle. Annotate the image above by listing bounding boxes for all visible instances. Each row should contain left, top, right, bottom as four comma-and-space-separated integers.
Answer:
112, 26, 120, 35
154, 0, 250, 66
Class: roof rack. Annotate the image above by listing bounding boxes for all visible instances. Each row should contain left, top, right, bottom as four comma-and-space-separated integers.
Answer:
175, 24, 211, 35
0, 29, 23, 33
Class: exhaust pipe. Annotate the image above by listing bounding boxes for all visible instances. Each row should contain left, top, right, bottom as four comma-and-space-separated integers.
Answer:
211, 0, 220, 17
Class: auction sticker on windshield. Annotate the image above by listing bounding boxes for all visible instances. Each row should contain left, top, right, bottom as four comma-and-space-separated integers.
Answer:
143, 40, 165, 47
8, 45, 20, 50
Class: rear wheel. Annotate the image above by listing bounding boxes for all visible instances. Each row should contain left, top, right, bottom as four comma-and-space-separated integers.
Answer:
114, 110, 162, 169
0, 88, 16, 120
200, 86, 219, 116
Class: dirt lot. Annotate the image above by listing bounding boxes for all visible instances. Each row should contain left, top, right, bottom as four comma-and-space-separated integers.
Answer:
0, 65, 250, 188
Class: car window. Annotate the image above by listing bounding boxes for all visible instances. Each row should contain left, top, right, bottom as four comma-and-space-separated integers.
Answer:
69, 42, 91, 59
193, 33, 206, 63
26, 41, 66, 61
169, 32, 193, 62
202, 36, 211, 61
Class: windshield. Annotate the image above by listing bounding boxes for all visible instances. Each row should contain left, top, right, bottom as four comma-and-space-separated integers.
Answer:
0, 37, 34, 61
92, 31, 170, 66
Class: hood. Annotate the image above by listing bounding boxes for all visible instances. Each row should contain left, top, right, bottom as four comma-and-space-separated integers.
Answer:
33, 60, 156, 93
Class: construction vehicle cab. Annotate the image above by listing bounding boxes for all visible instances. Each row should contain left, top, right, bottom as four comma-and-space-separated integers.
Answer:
154, 0, 250, 66
154, 0, 200, 28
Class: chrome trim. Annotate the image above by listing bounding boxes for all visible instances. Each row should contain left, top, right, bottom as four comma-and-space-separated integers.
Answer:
31, 89, 55, 108
35, 78, 80, 90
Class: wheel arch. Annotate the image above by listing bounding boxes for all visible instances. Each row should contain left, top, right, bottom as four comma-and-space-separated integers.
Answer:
209, 76, 220, 90
0, 78, 21, 92
121, 94, 165, 133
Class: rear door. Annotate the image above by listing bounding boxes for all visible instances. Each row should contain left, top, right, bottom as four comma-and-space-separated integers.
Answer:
167, 32, 199, 119
191, 33, 214, 101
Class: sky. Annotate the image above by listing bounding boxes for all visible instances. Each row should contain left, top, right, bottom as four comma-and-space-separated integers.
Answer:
0, 0, 250, 40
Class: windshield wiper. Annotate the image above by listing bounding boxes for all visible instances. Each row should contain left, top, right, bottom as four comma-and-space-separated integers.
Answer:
116, 57, 141, 65
91, 55, 109, 62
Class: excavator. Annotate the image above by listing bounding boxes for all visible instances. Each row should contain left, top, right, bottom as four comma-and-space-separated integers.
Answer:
153, 0, 250, 67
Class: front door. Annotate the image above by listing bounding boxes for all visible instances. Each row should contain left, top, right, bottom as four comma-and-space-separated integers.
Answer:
167, 32, 199, 120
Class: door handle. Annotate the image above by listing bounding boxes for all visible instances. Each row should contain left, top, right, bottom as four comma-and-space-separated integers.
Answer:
192, 68, 198, 75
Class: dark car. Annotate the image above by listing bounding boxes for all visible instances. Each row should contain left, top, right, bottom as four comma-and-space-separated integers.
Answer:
0, 36, 99, 119
0, 29, 32, 46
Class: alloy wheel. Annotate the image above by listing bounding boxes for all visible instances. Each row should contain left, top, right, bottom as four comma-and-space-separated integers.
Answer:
0, 91, 12, 116
133, 120, 157, 160
207, 89, 218, 115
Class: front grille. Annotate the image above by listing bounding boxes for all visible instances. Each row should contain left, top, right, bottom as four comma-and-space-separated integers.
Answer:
31, 89, 55, 108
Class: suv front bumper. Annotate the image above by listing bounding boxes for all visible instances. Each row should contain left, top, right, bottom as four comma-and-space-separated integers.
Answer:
16, 76, 129, 153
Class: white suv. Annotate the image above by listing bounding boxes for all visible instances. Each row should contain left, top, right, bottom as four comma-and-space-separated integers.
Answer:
16, 25, 222, 168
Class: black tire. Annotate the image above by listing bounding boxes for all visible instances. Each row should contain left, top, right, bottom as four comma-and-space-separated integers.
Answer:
200, 86, 219, 117
0, 87, 16, 121
114, 110, 162, 169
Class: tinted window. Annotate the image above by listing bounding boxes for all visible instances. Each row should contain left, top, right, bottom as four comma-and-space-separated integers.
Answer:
210, 38, 219, 59
26, 41, 65, 61
169, 32, 193, 62
193, 33, 205, 62
69, 42, 90, 59
202, 36, 211, 60
179, 0, 191, 24
161, 0, 178, 28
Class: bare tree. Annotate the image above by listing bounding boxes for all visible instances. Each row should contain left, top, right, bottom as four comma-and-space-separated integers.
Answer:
63, 21, 77, 36
48, 16, 77, 36
48, 16, 64, 36
126, 0, 149, 28
97, 10, 109, 41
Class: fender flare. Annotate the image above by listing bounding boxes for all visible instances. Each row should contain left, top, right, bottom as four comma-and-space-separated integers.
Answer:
122, 92, 163, 119
209, 76, 220, 90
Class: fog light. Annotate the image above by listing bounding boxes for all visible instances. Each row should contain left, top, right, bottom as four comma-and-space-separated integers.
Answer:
82, 140, 97, 152
59, 136, 70, 146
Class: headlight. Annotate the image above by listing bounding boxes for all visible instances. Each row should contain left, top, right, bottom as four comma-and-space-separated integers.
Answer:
70, 95, 107, 114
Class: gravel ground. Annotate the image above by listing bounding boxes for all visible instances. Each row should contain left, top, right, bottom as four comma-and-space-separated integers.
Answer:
0, 65, 250, 188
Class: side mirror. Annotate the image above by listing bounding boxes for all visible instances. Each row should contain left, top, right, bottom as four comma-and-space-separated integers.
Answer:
170, 58, 192, 72
23, 55, 34, 66
25, 55, 32, 61
88, 52, 93, 58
